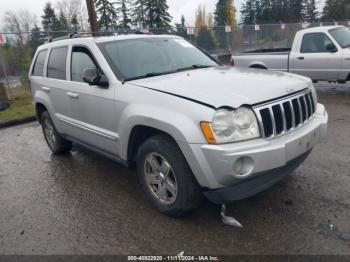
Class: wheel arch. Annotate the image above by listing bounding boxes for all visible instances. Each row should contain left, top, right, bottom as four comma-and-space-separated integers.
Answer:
249, 62, 268, 69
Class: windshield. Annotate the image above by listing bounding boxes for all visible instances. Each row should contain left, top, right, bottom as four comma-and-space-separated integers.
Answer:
99, 37, 218, 81
329, 27, 350, 48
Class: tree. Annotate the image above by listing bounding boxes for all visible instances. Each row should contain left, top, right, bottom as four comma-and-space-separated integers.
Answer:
195, 5, 207, 28
196, 27, 217, 52
132, 0, 147, 28
86, 0, 98, 34
117, 0, 131, 29
3, 11, 24, 46
71, 14, 80, 31
145, 0, 172, 28
58, 10, 69, 32
214, 0, 237, 27
94, 0, 118, 30
29, 24, 45, 55
42, 2, 57, 33
195, 5, 217, 52
175, 14, 186, 37
56, 0, 88, 30
322, 0, 346, 21
240, 0, 257, 24
303, 0, 318, 22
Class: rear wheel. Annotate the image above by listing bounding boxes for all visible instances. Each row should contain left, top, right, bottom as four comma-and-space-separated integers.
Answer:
136, 135, 202, 217
41, 111, 72, 155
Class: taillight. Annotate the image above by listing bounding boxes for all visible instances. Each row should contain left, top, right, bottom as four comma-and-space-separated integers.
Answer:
229, 58, 235, 66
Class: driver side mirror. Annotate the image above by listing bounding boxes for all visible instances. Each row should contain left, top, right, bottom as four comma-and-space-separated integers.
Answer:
326, 43, 337, 53
82, 68, 109, 88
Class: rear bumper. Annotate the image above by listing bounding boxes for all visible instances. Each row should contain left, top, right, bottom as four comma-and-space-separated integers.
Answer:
203, 150, 311, 204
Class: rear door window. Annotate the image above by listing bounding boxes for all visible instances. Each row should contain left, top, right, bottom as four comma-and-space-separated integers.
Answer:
301, 33, 334, 53
32, 50, 47, 77
47, 47, 68, 80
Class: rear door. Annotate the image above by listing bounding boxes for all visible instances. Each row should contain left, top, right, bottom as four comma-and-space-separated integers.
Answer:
44, 46, 75, 135
66, 45, 119, 155
289, 32, 342, 81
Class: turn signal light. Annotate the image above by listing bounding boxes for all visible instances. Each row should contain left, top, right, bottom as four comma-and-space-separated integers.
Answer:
200, 122, 216, 145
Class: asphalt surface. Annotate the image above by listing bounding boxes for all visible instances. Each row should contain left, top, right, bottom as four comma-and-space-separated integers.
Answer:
0, 83, 349, 256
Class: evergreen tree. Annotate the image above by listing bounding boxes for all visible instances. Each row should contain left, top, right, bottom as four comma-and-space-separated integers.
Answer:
240, 0, 257, 24
71, 14, 80, 32
322, 0, 344, 21
214, 0, 237, 27
214, 0, 236, 49
303, 0, 318, 22
29, 24, 45, 55
133, 0, 147, 28
288, 0, 304, 22
145, 0, 172, 28
94, 0, 118, 30
58, 10, 69, 32
196, 27, 217, 52
118, 0, 132, 29
41, 2, 57, 32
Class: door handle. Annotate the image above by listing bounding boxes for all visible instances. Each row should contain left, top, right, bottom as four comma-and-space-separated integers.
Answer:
41, 87, 51, 92
67, 92, 79, 99
297, 57, 305, 60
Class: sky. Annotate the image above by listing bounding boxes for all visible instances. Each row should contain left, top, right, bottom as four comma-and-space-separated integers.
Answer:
0, 0, 324, 30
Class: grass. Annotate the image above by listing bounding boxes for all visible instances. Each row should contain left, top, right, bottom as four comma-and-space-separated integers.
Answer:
0, 87, 35, 123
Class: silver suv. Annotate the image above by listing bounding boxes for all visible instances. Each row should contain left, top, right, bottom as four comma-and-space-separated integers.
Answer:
29, 34, 328, 217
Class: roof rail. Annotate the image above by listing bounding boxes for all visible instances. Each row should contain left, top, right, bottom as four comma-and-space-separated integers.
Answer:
44, 30, 153, 43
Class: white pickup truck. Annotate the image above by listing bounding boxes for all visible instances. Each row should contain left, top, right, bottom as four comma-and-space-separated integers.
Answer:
231, 26, 350, 83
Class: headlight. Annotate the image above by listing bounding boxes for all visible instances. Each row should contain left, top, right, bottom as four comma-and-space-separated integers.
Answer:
202, 107, 260, 144
309, 83, 318, 108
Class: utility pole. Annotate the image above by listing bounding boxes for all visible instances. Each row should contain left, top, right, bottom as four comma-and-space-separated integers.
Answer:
86, 0, 98, 36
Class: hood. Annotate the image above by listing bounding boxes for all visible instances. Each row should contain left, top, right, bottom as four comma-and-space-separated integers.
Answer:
127, 66, 311, 109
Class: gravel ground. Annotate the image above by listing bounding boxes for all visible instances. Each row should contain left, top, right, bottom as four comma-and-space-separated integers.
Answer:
0, 83, 349, 256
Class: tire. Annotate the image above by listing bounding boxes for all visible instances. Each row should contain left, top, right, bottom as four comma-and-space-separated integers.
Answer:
136, 134, 203, 217
41, 111, 72, 155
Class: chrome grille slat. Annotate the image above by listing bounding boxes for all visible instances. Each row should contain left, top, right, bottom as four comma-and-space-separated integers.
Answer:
302, 96, 309, 120
269, 107, 277, 136
254, 91, 316, 139
280, 104, 287, 133
297, 98, 303, 125
289, 100, 296, 128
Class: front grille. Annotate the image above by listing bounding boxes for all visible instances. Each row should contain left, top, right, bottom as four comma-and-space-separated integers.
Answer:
254, 91, 316, 139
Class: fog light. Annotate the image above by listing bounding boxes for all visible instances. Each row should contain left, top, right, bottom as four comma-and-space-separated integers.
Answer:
233, 157, 254, 177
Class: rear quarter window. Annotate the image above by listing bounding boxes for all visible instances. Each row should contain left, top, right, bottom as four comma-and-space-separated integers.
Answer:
47, 47, 68, 80
32, 50, 48, 77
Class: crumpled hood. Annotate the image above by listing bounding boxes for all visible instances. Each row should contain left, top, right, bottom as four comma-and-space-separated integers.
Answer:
128, 66, 311, 109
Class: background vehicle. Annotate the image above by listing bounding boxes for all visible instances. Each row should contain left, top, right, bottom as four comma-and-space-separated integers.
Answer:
231, 26, 350, 83
29, 34, 328, 217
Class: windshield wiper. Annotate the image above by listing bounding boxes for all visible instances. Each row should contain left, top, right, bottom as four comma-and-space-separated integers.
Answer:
123, 65, 214, 82
176, 64, 214, 72
124, 70, 177, 82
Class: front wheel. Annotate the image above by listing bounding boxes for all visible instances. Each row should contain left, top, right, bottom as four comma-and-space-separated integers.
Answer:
136, 135, 202, 217
41, 111, 72, 155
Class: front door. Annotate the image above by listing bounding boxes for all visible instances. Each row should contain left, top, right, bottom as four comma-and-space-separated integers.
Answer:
289, 32, 342, 81
65, 45, 119, 155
